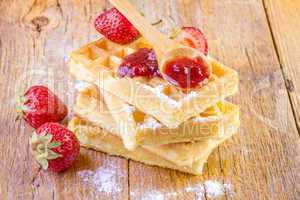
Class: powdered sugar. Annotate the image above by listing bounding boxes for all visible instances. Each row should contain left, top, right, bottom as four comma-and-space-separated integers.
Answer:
131, 190, 179, 200
122, 104, 135, 115
142, 84, 205, 109
223, 182, 233, 198
131, 180, 232, 200
185, 180, 232, 199
143, 85, 180, 108
204, 180, 226, 198
192, 116, 220, 123
154, 84, 166, 93
78, 164, 232, 199
183, 91, 199, 101
139, 117, 162, 129
140, 191, 165, 200
77, 164, 126, 194
75, 80, 92, 91
185, 183, 205, 200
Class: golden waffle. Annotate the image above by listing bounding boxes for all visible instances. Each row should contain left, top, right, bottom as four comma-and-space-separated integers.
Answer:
69, 115, 239, 175
74, 86, 239, 149
72, 86, 240, 167
69, 37, 239, 128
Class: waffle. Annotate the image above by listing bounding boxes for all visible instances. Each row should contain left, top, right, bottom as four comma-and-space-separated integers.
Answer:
68, 115, 240, 175
73, 86, 240, 166
74, 86, 239, 149
69, 37, 239, 128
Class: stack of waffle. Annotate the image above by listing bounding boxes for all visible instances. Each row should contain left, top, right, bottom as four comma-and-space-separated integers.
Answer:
68, 37, 239, 175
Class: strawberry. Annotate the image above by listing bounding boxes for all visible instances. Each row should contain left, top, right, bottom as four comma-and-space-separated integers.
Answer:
16, 85, 68, 129
118, 48, 161, 78
173, 27, 208, 55
30, 122, 80, 172
94, 7, 140, 44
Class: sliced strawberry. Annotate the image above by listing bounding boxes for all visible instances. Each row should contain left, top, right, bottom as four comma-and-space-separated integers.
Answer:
175, 27, 208, 55
94, 7, 140, 44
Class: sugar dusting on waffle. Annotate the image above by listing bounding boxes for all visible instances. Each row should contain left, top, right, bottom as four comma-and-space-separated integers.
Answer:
75, 80, 93, 91
70, 36, 239, 127
143, 85, 180, 108
154, 84, 166, 93
139, 117, 162, 130
192, 116, 220, 123
121, 104, 135, 114
183, 91, 199, 101
144, 83, 203, 108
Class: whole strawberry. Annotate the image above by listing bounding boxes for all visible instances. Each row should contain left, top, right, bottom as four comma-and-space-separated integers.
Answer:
16, 86, 68, 129
94, 7, 140, 44
30, 122, 80, 172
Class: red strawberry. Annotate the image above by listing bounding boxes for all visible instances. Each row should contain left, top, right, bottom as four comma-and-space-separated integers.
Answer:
118, 48, 161, 78
174, 27, 208, 55
30, 122, 80, 172
94, 7, 140, 44
16, 86, 68, 129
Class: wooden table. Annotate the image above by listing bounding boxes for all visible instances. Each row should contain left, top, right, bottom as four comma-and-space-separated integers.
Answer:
0, 0, 299, 199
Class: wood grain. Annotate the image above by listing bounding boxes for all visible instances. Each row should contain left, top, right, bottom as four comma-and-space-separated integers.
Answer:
0, 0, 299, 199
0, 0, 129, 199
262, 0, 300, 132
200, 0, 300, 199
127, 1, 300, 200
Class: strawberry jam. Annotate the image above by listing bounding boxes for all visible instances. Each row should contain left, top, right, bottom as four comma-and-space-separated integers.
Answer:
163, 57, 210, 89
118, 48, 161, 78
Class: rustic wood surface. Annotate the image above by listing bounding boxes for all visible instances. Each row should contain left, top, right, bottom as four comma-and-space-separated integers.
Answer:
263, 0, 300, 131
0, 0, 299, 199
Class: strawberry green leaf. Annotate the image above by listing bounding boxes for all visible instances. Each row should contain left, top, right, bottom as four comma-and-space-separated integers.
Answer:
36, 144, 46, 154
38, 159, 49, 170
18, 96, 27, 103
47, 149, 61, 160
31, 132, 38, 142
48, 141, 61, 149
39, 134, 53, 143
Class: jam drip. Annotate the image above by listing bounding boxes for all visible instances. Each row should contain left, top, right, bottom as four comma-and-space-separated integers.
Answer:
163, 57, 210, 89
118, 48, 161, 78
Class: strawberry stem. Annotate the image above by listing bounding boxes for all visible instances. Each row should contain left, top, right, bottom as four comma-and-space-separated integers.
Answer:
15, 95, 29, 121
30, 132, 62, 170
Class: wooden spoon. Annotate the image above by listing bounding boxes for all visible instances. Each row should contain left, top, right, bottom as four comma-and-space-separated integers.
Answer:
108, 0, 211, 82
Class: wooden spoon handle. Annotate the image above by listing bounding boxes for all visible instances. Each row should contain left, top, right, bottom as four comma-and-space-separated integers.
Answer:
108, 0, 179, 58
